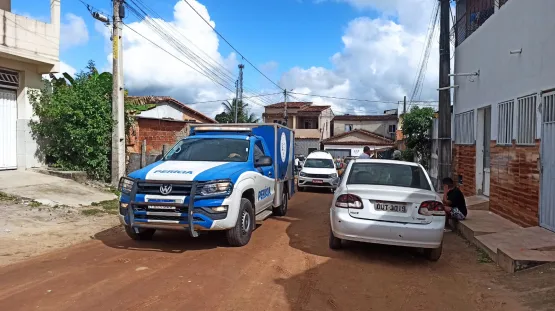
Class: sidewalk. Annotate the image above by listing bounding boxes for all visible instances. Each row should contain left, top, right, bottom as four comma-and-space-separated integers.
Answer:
455, 195, 555, 273
0, 170, 116, 206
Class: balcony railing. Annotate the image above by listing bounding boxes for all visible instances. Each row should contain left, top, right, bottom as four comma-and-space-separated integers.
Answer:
454, 0, 499, 47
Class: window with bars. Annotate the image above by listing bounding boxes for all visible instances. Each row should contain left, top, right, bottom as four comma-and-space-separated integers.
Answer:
516, 94, 537, 145
497, 100, 514, 145
454, 110, 474, 144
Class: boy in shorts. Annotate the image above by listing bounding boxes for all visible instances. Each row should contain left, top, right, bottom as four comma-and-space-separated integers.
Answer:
442, 177, 467, 231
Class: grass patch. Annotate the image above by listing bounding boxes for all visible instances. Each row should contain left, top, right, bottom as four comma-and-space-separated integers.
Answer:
82, 208, 104, 216
29, 201, 42, 208
91, 199, 119, 214
477, 248, 494, 263
0, 192, 17, 202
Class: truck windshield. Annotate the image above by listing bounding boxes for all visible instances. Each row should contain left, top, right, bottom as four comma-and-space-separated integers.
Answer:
303, 159, 334, 168
164, 138, 250, 162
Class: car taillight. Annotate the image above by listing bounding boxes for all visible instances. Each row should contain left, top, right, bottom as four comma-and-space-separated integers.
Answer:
418, 200, 445, 216
335, 194, 363, 209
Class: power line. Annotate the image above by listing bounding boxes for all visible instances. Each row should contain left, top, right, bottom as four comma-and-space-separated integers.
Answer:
180, 0, 283, 91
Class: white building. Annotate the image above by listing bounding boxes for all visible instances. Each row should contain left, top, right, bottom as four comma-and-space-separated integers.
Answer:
453, 0, 554, 229
0, 0, 60, 170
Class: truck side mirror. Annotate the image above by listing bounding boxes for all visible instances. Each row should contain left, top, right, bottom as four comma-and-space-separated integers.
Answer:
155, 154, 163, 162
255, 156, 273, 167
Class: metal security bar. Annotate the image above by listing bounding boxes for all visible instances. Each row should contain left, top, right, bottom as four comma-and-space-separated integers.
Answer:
516, 94, 537, 145
454, 0, 496, 47
454, 110, 475, 145
497, 100, 514, 145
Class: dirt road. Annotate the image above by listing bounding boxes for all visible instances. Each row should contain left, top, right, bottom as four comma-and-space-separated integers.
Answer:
0, 191, 528, 311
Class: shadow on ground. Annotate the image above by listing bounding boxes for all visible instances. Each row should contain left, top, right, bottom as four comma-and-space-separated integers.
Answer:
93, 226, 228, 254
272, 191, 526, 311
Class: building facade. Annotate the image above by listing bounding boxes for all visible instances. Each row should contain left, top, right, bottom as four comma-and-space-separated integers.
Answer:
453, 0, 554, 229
0, 0, 61, 170
331, 114, 398, 141
263, 102, 334, 156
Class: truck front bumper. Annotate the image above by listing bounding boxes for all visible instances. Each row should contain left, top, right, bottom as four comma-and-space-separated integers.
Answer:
297, 176, 340, 189
119, 181, 241, 237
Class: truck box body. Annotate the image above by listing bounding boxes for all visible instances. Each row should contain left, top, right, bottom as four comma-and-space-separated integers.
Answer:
118, 123, 295, 245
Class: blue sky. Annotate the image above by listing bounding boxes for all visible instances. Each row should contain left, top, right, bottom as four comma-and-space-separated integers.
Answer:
13, 0, 441, 117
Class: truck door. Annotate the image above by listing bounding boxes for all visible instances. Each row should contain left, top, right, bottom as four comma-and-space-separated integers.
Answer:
253, 139, 275, 213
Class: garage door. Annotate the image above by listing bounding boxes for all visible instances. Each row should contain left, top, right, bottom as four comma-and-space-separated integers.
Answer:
0, 89, 17, 170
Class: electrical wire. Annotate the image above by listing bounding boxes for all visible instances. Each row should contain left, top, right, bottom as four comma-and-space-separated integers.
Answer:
180, 0, 283, 91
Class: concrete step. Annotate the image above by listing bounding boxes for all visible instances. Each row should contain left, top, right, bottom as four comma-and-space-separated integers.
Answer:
466, 195, 489, 210
455, 210, 521, 247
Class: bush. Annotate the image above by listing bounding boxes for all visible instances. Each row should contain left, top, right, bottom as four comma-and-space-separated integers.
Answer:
29, 62, 113, 180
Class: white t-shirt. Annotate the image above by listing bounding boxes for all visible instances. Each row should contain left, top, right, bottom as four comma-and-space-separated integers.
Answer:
295, 158, 300, 166
358, 153, 371, 159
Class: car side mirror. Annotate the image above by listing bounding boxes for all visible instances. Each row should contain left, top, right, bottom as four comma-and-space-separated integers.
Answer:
155, 154, 163, 162
255, 156, 273, 167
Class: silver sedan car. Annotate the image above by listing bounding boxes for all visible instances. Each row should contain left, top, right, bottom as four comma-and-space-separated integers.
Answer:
329, 159, 446, 261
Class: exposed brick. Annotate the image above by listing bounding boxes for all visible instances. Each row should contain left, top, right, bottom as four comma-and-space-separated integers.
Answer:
489, 140, 540, 227
452, 144, 476, 197
127, 119, 191, 155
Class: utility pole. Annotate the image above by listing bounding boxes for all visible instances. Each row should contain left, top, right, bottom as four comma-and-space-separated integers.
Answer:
438, 0, 452, 184
237, 64, 244, 123
403, 95, 407, 115
111, 0, 125, 186
283, 89, 288, 126
234, 80, 239, 123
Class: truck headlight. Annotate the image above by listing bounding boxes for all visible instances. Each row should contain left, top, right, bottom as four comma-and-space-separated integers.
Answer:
330, 173, 338, 178
119, 177, 134, 194
200, 180, 232, 196
299, 171, 307, 177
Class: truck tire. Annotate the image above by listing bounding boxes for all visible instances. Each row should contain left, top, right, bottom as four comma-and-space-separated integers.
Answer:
272, 191, 288, 216
124, 226, 156, 241
226, 198, 254, 247
329, 229, 342, 250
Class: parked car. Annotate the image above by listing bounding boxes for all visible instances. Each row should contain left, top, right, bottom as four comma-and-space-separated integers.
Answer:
329, 159, 445, 261
297, 151, 339, 192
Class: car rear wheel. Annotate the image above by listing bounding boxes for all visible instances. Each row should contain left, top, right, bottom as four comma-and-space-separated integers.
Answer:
329, 230, 342, 250
124, 226, 156, 241
424, 244, 442, 261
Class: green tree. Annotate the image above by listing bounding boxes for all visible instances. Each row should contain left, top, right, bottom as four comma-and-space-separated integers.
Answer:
29, 60, 154, 181
215, 99, 259, 123
402, 106, 435, 169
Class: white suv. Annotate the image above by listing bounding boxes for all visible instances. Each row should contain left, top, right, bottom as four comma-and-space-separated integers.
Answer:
297, 151, 339, 192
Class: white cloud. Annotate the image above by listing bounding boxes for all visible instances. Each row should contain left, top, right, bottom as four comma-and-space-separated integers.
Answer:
287, 0, 441, 114
60, 13, 89, 50
41, 61, 77, 80
98, 0, 241, 118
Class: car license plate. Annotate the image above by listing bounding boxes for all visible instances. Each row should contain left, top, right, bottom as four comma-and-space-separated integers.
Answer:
312, 179, 323, 184
375, 202, 406, 213
148, 205, 176, 210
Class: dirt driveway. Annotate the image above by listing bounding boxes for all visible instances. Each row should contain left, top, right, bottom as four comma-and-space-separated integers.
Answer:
0, 191, 537, 311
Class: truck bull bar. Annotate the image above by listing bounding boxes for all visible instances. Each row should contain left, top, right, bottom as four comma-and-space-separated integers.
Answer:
128, 180, 200, 238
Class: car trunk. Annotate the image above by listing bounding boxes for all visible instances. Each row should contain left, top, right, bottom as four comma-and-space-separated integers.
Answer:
345, 184, 438, 224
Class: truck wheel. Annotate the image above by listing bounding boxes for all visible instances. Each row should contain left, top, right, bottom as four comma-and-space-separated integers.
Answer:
298, 185, 304, 192
424, 243, 443, 261
272, 191, 288, 216
124, 226, 156, 241
226, 198, 254, 247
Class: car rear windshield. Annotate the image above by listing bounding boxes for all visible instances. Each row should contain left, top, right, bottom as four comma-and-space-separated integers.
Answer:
303, 159, 334, 168
346, 163, 431, 191
164, 138, 249, 162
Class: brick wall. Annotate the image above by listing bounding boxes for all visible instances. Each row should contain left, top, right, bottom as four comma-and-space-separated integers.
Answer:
128, 118, 190, 154
452, 144, 476, 196
490, 140, 540, 227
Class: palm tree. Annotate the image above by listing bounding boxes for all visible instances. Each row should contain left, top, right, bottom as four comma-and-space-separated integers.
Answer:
215, 98, 259, 123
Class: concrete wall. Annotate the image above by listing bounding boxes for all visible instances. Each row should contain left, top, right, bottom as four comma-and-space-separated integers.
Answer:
454, 0, 554, 141
324, 144, 391, 157
333, 119, 397, 139
294, 139, 319, 156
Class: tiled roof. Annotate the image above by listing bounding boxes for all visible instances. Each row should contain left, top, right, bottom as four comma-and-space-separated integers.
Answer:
126, 96, 217, 123
333, 114, 397, 121
299, 105, 331, 112
322, 129, 394, 145
266, 102, 312, 108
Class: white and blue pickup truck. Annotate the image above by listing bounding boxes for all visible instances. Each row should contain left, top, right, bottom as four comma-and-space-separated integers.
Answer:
118, 124, 295, 247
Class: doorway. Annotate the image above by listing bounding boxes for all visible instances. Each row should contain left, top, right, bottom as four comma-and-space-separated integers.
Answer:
476, 106, 491, 196
540, 91, 555, 231
483, 106, 491, 196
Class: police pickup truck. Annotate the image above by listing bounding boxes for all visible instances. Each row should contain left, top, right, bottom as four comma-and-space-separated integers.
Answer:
118, 124, 295, 247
